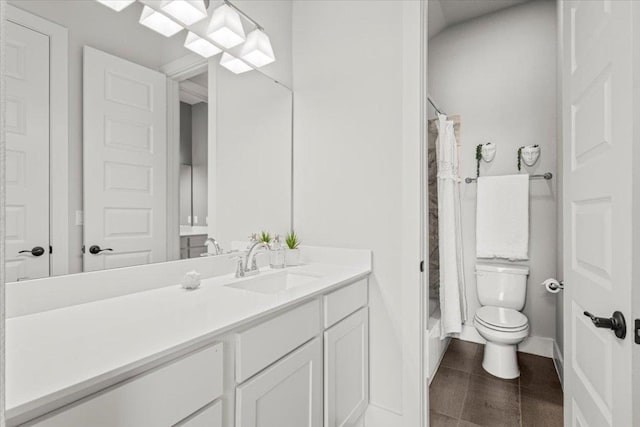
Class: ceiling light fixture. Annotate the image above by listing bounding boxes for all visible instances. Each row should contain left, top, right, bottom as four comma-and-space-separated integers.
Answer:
96, 0, 135, 12
139, 5, 184, 37
185, 32, 222, 58
240, 29, 275, 68
220, 52, 252, 74
161, 0, 208, 26
207, 3, 246, 49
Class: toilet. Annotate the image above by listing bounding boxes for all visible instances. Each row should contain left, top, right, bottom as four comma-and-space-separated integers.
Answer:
474, 263, 529, 379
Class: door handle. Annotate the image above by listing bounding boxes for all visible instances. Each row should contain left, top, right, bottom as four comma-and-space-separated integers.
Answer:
584, 311, 627, 339
18, 246, 46, 257
88, 245, 113, 255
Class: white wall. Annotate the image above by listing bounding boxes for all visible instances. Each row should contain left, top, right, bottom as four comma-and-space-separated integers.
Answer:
428, 1, 558, 341
213, 66, 292, 250
292, 1, 406, 416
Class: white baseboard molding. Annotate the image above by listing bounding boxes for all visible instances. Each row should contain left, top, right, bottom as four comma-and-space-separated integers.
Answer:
553, 340, 564, 390
364, 403, 402, 427
455, 324, 555, 358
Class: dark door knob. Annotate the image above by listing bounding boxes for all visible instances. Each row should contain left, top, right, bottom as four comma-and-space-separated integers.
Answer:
584, 311, 627, 339
19, 246, 46, 257
89, 245, 113, 255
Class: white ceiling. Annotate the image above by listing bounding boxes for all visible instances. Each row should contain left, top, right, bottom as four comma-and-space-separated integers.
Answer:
428, 0, 531, 38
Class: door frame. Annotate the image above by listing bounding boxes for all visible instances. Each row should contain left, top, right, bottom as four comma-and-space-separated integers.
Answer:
162, 53, 210, 261
6, 5, 69, 276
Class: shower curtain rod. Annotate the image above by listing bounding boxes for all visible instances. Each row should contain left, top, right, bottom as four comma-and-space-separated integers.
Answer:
428, 95, 446, 116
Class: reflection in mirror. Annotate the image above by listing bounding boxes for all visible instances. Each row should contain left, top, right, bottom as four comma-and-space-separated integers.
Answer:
4, 0, 292, 281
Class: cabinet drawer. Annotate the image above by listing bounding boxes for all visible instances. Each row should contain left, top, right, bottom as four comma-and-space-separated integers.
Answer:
176, 399, 222, 427
235, 300, 321, 383
33, 343, 223, 427
323, 279, 368, 328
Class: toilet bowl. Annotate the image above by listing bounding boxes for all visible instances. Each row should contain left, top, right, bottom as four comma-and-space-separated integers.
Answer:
474, 306, 529, 379
475, 264, 529, 379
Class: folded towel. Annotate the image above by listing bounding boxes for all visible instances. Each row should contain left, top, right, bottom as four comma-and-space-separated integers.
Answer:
476, 174, 529, 260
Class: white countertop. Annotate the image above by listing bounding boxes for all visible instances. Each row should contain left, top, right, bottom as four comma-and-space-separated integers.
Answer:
6, 259, 371, 422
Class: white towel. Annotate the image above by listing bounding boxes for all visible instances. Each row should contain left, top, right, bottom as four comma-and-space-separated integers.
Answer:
476, 174, 529, 260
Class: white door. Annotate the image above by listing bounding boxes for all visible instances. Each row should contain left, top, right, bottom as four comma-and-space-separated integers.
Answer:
236, 337, 323, 427
83, 46, 167, 271
324, 307, 369, 427
562, 1, 637, 426
5, 21, 50, 282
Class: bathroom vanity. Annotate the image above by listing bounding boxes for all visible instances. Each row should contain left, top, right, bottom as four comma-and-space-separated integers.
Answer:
6, 249, 371, 427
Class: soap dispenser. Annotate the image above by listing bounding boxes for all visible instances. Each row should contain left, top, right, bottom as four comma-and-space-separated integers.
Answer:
270, 235, 285, 269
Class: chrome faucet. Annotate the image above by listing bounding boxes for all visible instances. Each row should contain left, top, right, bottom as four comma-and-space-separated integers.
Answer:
235, 240, 270, 278
203, 237, 223, 256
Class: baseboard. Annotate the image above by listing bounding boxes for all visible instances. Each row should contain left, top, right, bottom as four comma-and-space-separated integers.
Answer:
553, 340, 564, 390
455, 324, 554, 358
364, 403, 402, 427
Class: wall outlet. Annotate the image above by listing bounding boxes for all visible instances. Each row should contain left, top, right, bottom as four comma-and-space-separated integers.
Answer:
75, 210, 84, 226
193, 216, 198, 224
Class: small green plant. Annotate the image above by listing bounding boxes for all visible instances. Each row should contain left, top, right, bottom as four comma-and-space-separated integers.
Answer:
475, 144, 483, 178
285, 231, 301, 249
259, 231, 272, 244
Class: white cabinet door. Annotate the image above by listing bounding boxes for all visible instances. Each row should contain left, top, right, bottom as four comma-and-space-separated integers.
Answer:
5, 20, 50, 282
324, 307, 368, 427
236, 337, 322, 427
83, 46, 167, 271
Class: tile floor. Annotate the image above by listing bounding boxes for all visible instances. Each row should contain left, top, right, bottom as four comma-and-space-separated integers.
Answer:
429, 339, 563, 427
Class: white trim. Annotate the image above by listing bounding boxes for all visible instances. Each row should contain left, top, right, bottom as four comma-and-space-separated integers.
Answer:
7, 4, 69, 276
1, 1, 7, 424
166, 79, 180, 261
161, 53, 208, 82
207, 58, 217, 239
553, 339, 564, 390
365, 403, 403, 427
179, 80, 208, 105
401, 1, 426, 426
455, 324, 555, 358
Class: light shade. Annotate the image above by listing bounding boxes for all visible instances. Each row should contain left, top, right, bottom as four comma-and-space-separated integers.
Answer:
240, 29, 275, 68
207, 4, 246, 49
161, 0, 208, 26
185, 32, 222, 58
139, 6, 183, 37
96, 0, 135, 11
220, 53, 252, 74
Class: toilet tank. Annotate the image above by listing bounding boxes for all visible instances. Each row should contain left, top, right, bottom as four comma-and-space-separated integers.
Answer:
475, 263, 529, 310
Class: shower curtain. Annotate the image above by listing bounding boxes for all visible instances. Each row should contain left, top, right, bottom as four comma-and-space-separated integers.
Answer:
435, 114, 468, 337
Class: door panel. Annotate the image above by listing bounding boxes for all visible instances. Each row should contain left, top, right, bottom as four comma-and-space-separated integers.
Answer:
236, 337, 322, 427
5, 21, 50, 282
562, 1, 635, 425
324, 307, 369, 427
83, 46, 167, 271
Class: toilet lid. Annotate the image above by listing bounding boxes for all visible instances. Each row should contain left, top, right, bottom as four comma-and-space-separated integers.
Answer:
475, 306, 528, 330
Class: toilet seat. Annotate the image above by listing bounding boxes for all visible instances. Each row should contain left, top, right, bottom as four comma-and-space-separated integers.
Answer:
474, 306, 528, 332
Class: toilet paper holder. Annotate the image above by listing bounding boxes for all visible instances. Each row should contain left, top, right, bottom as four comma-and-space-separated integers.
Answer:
542, 278, 564, 293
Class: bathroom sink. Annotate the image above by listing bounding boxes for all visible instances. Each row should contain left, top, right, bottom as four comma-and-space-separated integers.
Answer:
225, 270, 320, 294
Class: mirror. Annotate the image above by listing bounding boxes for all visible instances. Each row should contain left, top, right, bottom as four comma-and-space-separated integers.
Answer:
4, 0, 292, 281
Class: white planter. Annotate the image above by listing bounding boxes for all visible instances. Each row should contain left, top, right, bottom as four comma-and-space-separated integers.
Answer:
285, 248, 301, 266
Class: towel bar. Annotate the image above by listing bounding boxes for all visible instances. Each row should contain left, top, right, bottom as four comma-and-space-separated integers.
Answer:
464, 172, 552, 184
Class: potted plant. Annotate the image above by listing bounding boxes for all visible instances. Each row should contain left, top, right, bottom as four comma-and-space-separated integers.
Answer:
285, 231, 301, 266
258, 230, 272, 245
